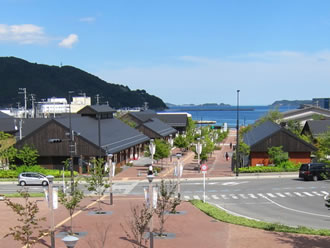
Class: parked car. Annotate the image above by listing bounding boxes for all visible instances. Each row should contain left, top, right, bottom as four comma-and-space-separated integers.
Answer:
18, 172, 49, 186
299, 163, 329, 181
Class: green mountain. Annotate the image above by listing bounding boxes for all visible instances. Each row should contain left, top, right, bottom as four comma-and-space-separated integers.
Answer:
0, 57, 166, 110
270, 100, 312, 107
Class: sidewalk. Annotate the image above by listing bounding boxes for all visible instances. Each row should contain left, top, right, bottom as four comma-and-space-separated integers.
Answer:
1, 195, 330, 248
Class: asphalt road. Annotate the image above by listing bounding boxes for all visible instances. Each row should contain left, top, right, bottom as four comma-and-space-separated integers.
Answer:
130, 177, 330, 230
2, 176, 330, 229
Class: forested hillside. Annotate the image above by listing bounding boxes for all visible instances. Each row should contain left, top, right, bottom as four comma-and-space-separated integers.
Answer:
0, 57, 166, 109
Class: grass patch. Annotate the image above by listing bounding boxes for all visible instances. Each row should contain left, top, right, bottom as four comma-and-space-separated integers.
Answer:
190, 200, 330, 236
3, 192, 45, 198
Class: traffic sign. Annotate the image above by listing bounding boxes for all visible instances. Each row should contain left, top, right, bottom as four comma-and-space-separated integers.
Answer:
201, 164, 208, 172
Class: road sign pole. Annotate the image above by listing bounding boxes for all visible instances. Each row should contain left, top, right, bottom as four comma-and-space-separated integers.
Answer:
203, 172, 206, 203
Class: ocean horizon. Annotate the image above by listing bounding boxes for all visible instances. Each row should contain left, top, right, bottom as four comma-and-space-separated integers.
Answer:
163, 105, 297, 127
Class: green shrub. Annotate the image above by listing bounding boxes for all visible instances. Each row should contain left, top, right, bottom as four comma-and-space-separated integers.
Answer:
239, 165, 299, 173
0, 165, 78, 178
153, 166, 162, 174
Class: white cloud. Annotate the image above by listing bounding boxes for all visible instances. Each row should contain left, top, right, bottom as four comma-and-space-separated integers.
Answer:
0, 24, 48, 44
58, 34, 78, 48
96, 50, 330, 105
79, 17, 95, 23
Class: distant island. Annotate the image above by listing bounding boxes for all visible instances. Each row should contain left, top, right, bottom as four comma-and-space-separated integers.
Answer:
270, 100, 313, 107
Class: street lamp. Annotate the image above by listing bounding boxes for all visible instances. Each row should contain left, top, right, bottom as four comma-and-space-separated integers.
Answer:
62, 235, 79, 248
146, 174, 154, 248
236, 89, 240, 177
196, 138, 202, 173
149, 139, 156, 174
107, 153, 114, 205
47, 175, 55, 248
68, 91, 74, 193
176, 153, 182, 199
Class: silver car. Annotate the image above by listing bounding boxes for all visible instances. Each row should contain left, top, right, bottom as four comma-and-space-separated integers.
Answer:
18, 172, 49, 186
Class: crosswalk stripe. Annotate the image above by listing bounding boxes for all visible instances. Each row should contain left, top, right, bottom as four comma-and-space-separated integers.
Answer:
229, 194, 238, 199
284, 192, 293, 197
257, 193, 266, 198
321, 191, 329, 195
239, 194, 248, 199
184, 195, 190, 200
303, 192, 314, 197
221, 194, 229, 200
193, 195, 200, 200
211, 195, 219, 200
275, 193, 285, 197
205, 195, 210, 200
312, 191, 323, 196
294, 192, 305, 197
266, 193, 276, 198
248, 194, 258, 199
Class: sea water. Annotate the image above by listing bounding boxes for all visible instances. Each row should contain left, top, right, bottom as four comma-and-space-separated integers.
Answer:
164, 105, 297, 127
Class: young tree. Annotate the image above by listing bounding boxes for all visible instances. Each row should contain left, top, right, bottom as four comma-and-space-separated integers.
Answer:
174, 135, 189, 151
316, 130, 330, 161
121, 204, 153, 248
155, 180, 181, 237
58, 180, 84, 235
85, 158, 109, 211
255, 109, 283, 126
16, 144, 39, 167
0, 131, 17, 169
4, 189, 48, 247
267, 146, 288, 165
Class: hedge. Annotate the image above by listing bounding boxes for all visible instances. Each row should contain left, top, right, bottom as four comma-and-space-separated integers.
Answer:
0, 165, 78, 178
239, 166, 300, 173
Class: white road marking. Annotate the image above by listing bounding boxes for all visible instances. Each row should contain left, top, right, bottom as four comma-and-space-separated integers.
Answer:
222, 181, 249, 186
302, 192, 314, 197
312, 191, 323, 196
184, 195, 190, 200
257, 193, 266, 198
211, 195, 219, 200
215, 204, 260, 221
229, 194, 239, 199
293, 192, 305, 197
262, 195, 330, 218
239, 194, 248, 199
193, 195, 200, 200
248, 194, 258, 199
266, 193, 276, 198
284, 192, 293, 197
321, 191, 329, 195
221, 194, 229, 200
275, 193, 286, 198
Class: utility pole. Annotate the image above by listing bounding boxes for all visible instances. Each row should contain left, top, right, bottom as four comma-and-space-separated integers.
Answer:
68, 91, 74, 193
30, 94, 36, 118
18, 88, 27, 118
95, 94, 100, 105
236, 90, 240, 177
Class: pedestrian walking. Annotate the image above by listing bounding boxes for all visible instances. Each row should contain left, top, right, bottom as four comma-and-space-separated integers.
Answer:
225, 152, 229, 161
230, 142, 232, 149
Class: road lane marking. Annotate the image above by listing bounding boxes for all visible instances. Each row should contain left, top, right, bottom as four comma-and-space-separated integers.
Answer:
257, 193, 265, 198
214, 204, 260, 221
184, 195, 190, 200
321, 191, 329, 195
229, 194, 238, 199
220, 194, 229, 200
248, 194, 257, 199
239, 194, 248, 199
193, 195, 200, 200
302, 192, 314, 197
262, 195, 330, 218
266, 193, 276, 198
312, 191, 323, 196
211, 195, 219, 199
293, 192, 305, 197
284, 192, 293, 197
275, 193, 285, 197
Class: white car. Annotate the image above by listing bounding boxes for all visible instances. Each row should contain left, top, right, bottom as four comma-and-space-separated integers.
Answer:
18, 172, 49, 186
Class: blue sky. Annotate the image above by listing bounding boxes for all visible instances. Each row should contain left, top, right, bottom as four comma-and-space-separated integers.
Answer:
1, 0, 330, 105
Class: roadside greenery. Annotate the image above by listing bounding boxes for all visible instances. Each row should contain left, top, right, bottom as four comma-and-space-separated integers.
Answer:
267, 146, 288, 165
191, 200, 330, 236
239, 164, 300, 173
3, 192, 45, 198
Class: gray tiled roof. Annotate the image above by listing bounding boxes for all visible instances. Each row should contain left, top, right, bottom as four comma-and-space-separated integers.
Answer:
88, 105, 116, 113
282, 106, 330, 118
304, 120, 330, 137
0, 118, 49, 137
142, 118, 177, 137
243, 121, 281, 146
0, 111, 13, 118
156, 113, 188, 127
56, 116, 149, 154
129, 110, 157, 122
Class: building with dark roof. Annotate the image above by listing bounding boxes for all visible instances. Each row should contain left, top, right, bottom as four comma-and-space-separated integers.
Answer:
243, 121, 317, 166
301, 120, 330, 140
0, 111, 13, 118
281, 106, 330, 125
137, 118, 177, 139
0, 106, 149, 172
156, 113, 188, 132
